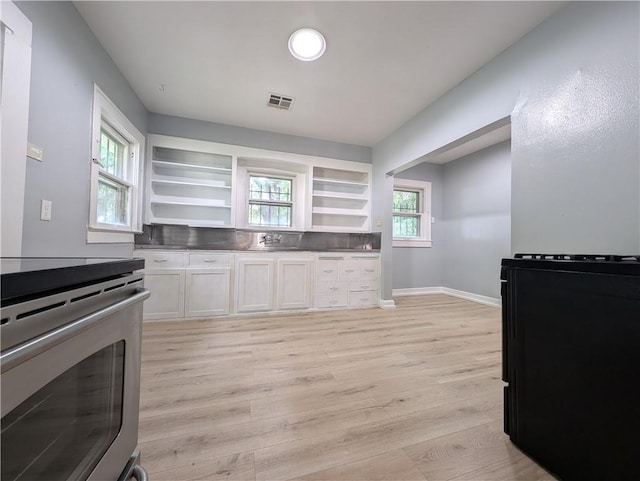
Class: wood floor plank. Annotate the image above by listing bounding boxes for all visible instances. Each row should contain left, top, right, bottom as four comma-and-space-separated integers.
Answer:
138, 294, 547, 481
147, 451, 256, 481
253, 397, 494, 481
287, 450, 427, 481
138, 401, 251, 441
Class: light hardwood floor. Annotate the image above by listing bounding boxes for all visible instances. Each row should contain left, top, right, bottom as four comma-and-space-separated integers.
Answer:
138, 294, 553, 481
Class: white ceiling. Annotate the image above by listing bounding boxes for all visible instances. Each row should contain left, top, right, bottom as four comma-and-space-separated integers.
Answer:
75, 1, 565, 147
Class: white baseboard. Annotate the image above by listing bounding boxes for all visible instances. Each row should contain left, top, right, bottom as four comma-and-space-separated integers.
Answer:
379, 299, 396, 309
393, 287, 443, 296
392, 286, 501, 308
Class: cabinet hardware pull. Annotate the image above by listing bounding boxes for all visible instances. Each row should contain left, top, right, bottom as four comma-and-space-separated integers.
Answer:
323, 269, 333, 273
154, 259, 168, 263
204, 259, 217, 263
365, 269, 375, 272
345, 269, 355, 273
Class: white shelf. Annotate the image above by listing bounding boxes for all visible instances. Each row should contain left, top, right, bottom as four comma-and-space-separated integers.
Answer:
312, 207, 368, 217
151, 195, 231, 209
150, 218, 227, 228
146, 137, 236, 228
311, 166, 371, 232
313, 177, 368, 188
312, 191, 368, 201
152, 178, 231, 190
152, 160, 232, 174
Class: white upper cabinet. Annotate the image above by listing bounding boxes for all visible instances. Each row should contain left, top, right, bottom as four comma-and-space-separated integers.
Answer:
144, 135, 372, 232
146, 135, 236, 227
311, 166, 371, 232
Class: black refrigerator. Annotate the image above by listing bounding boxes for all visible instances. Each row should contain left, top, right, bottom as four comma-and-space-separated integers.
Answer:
501, 254, 640, 481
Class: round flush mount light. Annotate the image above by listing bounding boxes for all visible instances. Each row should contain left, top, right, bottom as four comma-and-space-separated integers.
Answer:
288, 28, 326, 61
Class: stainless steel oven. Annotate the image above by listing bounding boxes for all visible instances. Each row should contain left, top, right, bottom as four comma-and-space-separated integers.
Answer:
1, 258, 149, 481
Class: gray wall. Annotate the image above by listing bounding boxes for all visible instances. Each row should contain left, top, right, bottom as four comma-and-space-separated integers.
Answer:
17, 1, 148, 257
149, 113, 372, 164
393, 162, 443, 289
373, 2, 640, 300
393, 141, 511, 299
441, 142, 511, 299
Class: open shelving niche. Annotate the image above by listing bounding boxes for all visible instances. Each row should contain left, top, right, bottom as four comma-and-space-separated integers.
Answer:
311, 166, 371, 232
145, 136, 237, 227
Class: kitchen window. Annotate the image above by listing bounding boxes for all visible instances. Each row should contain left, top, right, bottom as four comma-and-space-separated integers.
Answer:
393, 178, 432, 247
88, 85, 144, 243
248, 175, 293, 227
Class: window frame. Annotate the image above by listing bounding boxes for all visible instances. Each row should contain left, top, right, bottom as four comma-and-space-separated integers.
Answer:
392, 178, 432, 248
88, 85, 145, 243
247, 174, 294, 228
236, 165, 304, 231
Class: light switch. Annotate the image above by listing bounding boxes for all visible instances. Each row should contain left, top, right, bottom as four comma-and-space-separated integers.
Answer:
376, 218, 382, 227
40, 200, 52, 221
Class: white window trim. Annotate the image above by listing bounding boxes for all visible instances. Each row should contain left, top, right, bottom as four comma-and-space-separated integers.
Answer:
393, 178, 432, 248
237, 165, 305, 231
88, 85, 145, 243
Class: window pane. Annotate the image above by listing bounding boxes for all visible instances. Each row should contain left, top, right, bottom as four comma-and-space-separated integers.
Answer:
393, 190, 418, 213
249, 176, 292, 202
97, 176, 128, 225
100, 128, 126, 178
393, 215, 420, 237
249, 203, 291, 227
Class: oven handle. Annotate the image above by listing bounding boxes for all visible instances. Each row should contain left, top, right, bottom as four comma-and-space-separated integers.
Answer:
0, 288, 150, 373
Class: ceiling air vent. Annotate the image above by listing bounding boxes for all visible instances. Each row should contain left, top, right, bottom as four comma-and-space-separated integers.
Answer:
268, 93, 295, 111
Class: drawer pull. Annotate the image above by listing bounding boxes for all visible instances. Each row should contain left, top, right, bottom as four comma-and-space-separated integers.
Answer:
365, 269, 375, 273
323, 269, 334, 273
330, 287, 339, 291
345, 269, 355, 273
203, 259, 217, 263
153, 259, 168, 263
361, 285, 370, 289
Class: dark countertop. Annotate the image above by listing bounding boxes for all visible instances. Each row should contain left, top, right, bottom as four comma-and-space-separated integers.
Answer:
501, 254, 640, 277
1, 257, 144, 304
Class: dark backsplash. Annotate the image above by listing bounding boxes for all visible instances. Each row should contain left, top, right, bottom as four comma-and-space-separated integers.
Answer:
134, 224, 380, 251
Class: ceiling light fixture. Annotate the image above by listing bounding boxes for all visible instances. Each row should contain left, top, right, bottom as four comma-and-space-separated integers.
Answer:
288, 28, 326, 62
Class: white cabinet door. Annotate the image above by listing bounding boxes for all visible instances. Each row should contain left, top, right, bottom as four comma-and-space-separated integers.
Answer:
185, 269, 230, 318
236, 258, 274, 312
276, 258, 313, 310
143, 269, 186, 320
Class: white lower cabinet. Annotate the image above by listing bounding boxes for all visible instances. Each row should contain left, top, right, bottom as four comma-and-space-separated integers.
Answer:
185, 269, 230, 317
235, 257, 275, 313
276, 258, 313, 310
136, 250, 379, 319
135, 250, 232, 320
235, 255, 314, 312
315, 254, 380, 309
143, 269, 186, 320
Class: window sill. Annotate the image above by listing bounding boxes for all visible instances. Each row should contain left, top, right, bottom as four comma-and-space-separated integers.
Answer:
87, 229, 135, 244
393, 238, 433, 248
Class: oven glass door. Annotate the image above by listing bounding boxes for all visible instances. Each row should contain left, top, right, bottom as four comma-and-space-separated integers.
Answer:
1, 341, 125, 481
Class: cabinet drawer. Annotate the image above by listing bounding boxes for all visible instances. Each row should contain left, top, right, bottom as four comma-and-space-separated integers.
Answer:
317, 260, 340, 281
340, 261, 360, 280
138, 251, 186, 268
349, 279, 378, 292
359, 259, 380, 280
349, 291, 379, 308
316, 294, 348, 308
316, 281, 348, 295
189, 252, 232, 267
